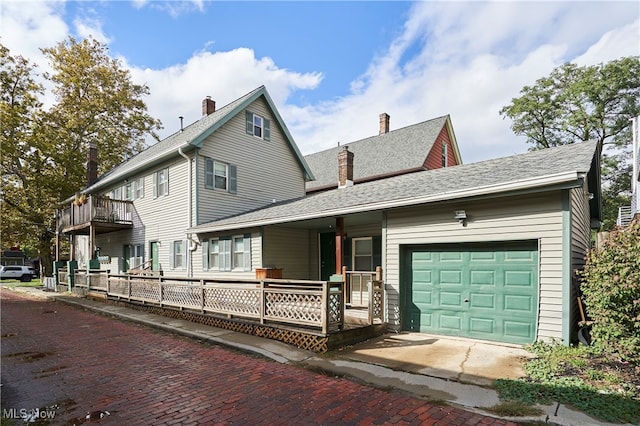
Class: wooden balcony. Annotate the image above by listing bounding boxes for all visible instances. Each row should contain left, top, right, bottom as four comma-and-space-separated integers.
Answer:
60, 195, 134, 235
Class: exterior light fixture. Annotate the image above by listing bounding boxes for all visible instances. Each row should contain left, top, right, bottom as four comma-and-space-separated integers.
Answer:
454, 210, 467, 225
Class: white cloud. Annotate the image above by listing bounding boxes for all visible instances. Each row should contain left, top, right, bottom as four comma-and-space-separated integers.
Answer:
287, 1, 640, 163
2, 1, 638, 165
126, 48, 323, 140
0, 1, 68, 61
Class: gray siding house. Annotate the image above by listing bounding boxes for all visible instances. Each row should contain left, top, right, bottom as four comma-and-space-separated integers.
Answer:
59, 85, 601, 346
189, 141, 601, 345
61, 86, 313, 278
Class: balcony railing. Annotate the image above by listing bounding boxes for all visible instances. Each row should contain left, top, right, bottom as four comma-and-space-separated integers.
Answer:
60, 195, 133, 233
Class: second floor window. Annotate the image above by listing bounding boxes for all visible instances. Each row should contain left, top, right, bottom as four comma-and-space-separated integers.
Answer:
204, 158, 237, 193
245, 111, 271, 141
134, 177, 144, 199
153, 168, 169, 197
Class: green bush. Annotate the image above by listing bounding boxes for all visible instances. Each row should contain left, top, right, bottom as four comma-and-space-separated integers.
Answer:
579, 221, 640, 364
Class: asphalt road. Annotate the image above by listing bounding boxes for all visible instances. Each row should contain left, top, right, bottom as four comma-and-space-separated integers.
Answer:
0, 289, 518, 425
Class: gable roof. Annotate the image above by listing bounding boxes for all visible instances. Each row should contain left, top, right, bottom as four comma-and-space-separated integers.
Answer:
81, 86, 314, 195
303, 115, 461, 192
189, 141, 600, 234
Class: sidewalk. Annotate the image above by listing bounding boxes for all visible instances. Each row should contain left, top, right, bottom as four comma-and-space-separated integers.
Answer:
5, 285, 619, 426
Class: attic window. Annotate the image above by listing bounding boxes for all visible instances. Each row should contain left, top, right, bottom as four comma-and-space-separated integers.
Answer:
441, 142, 448, 168
245, 111, 271, 141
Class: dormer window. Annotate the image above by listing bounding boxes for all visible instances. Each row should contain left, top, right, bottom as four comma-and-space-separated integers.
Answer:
245, 111, 271, 141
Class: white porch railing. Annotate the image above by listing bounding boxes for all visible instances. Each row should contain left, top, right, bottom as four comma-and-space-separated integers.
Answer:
76, 272, 344, 335
617, 206, 633, 227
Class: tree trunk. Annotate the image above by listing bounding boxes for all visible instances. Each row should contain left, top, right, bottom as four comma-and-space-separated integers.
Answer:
38, 230, 54, 278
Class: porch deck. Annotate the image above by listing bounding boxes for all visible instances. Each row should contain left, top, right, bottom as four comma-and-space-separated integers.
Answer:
59, 269, 385, 352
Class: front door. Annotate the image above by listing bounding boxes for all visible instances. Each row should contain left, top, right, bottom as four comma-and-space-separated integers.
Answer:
150, 241, 159, 272
319, 232, 336, 281
122, 245, 131, 272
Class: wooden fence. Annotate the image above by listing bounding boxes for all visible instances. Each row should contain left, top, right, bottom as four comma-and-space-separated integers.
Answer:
69, 271, 345, 335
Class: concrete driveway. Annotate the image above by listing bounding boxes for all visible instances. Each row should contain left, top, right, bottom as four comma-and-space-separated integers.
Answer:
337, 332, 534, 386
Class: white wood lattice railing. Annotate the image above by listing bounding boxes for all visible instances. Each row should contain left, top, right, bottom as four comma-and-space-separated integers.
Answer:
75, 272, 345, 335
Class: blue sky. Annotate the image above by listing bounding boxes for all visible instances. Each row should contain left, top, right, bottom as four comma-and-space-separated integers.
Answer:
2, 1, 639, 163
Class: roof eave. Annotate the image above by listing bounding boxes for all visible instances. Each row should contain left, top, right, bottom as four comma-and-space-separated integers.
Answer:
189, 170, 583, 234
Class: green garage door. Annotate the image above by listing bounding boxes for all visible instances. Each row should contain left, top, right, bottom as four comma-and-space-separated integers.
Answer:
404, 242, 539, 344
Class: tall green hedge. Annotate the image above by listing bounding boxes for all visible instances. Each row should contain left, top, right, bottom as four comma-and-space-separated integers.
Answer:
579, 221, 640, 364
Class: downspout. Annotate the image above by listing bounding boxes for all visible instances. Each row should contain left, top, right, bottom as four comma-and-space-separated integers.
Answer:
178, 145, 198, 277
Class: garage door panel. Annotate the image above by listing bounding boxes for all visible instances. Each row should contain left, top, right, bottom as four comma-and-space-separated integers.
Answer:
440, 252, 463, 261
413, 270, 432, 283
405, 242, 538, 344
470, 293, 495, 309
470, 270, 496, 285
440, 291, 463, 307
504, 321, 534, 339
470, 251, 496, 261
439, 314, 462, 331
505, 270, 535, 287
504, 294, 533, 312
469, 318, 495, 334
440, 270, 462, 284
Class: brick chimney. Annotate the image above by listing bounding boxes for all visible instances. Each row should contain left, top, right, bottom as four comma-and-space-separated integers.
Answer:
379, 113, 390, 135
202, 96, 215, 116
87, 142, 98, 186
338, 146, 354, 188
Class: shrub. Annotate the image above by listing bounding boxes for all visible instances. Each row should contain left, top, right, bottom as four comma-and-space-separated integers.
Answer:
579, 221, 640, 364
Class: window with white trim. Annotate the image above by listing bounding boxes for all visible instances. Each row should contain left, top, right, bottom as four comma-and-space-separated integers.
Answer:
171, 240, 184, 269
204, 158, 237, 193
124, 182, 133, 201
111, 186, 122, 200
133, 177, 144, 199
153, 168, 169, 197
441, 142, 448, 168
245, 111, 271, 141
353, 237, 373, 271
209, 238, 219, 270
203, 234, 251, 272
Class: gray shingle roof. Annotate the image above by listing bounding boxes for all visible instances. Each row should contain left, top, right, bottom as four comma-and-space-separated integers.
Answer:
82, 86, 313, 195
304, 115, 453, 191
189, 140, 599, 233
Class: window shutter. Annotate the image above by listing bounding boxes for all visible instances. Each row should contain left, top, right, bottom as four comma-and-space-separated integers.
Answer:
228, 164, 237, 194
245, 111, 253, 135
263, 119, 271, 141
344, 237, 352, 271
205, 158, 214, 188
202, 240, 209, 270
183, 239, 188, 269
243, 234, 251, 271
373, 236, 382, 269
165, 170, 170, 196
169, 241, 174, 269
152, 172, 157, 198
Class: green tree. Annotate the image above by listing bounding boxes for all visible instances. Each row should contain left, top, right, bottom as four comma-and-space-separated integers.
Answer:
1, 38, 162, 276
500, 57, 640, 229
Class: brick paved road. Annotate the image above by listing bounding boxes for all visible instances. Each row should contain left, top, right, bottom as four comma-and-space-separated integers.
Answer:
1, 289, 520, 425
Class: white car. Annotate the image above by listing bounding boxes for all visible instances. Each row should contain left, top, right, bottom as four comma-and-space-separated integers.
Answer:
0, 265, 36, 282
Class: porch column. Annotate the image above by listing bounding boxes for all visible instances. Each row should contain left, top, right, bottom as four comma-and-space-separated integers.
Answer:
335, 217, 344, 275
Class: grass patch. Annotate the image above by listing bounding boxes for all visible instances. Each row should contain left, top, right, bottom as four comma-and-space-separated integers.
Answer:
487, 401, 543, 417
494, 341, 640, 423
2, 279, 43, 288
